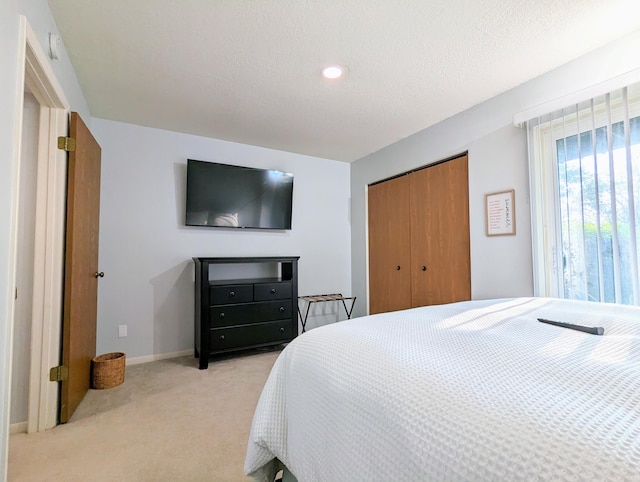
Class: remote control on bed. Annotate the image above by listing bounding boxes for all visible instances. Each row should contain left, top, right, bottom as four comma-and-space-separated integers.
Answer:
537, 318, 604, 336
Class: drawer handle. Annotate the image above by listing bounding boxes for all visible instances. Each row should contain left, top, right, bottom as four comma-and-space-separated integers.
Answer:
220, 334, 225, 340
219, 313, 225, 319
279, 306, 285, 312
396, 265, 401, 270
279, 327, 285, 333
229, 291, 235, 297
271, 288, 277, 294
422, 266, 427, 271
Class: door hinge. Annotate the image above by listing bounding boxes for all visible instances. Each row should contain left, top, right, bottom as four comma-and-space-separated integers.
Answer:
49, 365, 69, 382
57, 136, 76, 152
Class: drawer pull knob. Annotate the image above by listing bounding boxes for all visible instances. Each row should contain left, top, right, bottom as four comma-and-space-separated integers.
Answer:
279, 327, 285, 333
396, 265, 401, 270
220, 335, 225, 340
280, 306, 285, 312
422, 266, 427, 271
229, 291, 235, 297
271, 288, 276, 294
219, 313, 225, 319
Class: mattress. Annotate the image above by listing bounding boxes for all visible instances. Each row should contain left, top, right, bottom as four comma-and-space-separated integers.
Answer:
245, 297, 640, 481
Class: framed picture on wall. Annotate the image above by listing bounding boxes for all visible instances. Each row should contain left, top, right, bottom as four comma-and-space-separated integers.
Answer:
485, 189, 516, 236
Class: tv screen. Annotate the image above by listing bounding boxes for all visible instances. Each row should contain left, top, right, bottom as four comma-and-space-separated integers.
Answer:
185, 159, 294, 229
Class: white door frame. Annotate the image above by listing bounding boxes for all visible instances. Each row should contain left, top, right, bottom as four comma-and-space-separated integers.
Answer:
11, 16, 69, 433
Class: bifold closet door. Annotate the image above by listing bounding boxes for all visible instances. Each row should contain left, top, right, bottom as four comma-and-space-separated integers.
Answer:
368, 175, 412, 314
410, 154, 470, 307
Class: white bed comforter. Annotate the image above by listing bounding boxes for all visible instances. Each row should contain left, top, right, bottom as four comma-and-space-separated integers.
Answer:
245, 297, 640, 481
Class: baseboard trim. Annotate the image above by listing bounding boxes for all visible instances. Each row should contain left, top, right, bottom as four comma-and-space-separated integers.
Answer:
125, 349, 193, 366
10, 422, 28, 434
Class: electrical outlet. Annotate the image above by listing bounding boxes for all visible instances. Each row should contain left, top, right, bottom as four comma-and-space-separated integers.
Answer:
118, 324, 127, 338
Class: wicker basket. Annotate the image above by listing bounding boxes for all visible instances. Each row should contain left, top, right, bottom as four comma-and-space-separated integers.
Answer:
91, 352, 126, 389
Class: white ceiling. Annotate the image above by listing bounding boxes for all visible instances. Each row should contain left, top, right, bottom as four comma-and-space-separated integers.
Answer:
47, 0, 640, 162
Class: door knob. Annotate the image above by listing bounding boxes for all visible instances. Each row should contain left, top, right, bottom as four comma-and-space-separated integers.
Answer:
95, 272, 104, 278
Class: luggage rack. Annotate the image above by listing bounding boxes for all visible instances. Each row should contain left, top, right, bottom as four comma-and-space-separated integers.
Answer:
297, 293, 356, 333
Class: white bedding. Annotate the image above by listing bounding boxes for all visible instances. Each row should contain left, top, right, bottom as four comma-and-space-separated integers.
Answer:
244, 297, 640, 481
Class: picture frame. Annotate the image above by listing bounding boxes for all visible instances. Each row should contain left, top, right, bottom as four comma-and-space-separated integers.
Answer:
485, 189, 515, 236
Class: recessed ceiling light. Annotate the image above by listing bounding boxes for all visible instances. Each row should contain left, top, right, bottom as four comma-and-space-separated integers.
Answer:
322, 65, 344, 80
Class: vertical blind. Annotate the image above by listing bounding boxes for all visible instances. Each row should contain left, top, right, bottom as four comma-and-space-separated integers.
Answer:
526, 82, 640, 305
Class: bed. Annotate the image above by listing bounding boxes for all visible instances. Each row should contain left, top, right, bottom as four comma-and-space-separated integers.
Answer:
244, 297, 640, 481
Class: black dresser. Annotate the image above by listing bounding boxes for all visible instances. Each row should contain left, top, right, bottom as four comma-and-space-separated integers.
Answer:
193, 256, 299, 369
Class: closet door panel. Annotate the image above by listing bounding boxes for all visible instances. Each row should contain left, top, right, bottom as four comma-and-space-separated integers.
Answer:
368, 175, 412, 314
410, 155, 471, 307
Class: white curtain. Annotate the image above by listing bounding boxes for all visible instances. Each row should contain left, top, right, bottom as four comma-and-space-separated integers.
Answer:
526, 82, 640, 305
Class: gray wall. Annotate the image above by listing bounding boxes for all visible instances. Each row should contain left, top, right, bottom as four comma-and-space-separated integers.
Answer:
11, 92, 39, 425
350, 29, 640, 317
91, 119, 351, 359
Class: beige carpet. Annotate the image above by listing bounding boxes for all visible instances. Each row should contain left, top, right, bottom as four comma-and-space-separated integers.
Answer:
9, 348, 281, 482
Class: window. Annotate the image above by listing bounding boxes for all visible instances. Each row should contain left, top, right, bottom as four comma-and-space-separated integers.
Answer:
528, 82, 640, 305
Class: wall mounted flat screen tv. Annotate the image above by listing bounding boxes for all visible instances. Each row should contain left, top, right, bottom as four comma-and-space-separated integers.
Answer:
185, 159, 294, 229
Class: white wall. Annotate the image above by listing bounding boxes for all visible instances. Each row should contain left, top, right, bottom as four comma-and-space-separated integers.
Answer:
91, 119, 351, 359
350, 29, 640, 317
0, 0, 90, 474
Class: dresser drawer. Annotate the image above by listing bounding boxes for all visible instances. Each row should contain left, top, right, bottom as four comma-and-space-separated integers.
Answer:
210, 320, 292, 351
210, 284, 253, 305
210, 303, 254, 327
254, 282, 292, 301
254, 300, 292, 322
210, 300, 292, 328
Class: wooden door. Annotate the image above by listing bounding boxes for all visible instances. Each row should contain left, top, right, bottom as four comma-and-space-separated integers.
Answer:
60, 112, 102, 423
410, 155, 470, 307
368, 175, 412, 314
